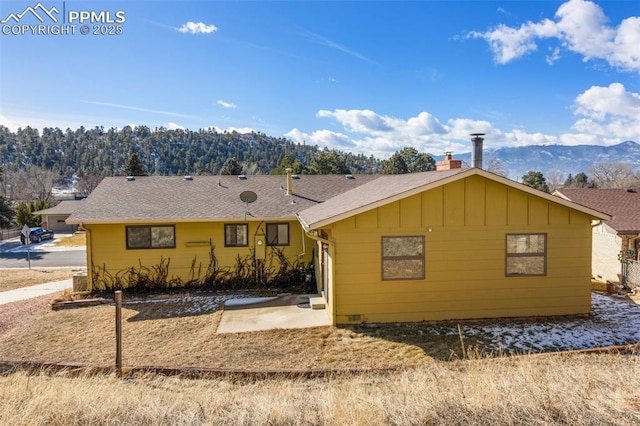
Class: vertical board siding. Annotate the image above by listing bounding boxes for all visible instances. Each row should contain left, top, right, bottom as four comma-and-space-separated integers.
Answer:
422, 187, 444, 227
507, 189, 528, 225
329, 175, 593, 324
355, 208, 378, 229
444, 180, 465, 226
400, 195, 422, 228
549, 203, 570, 225
528, 196, 549, 225
485, 182, 507, 226
379, 202, 400, 229
464, 175, 486, 226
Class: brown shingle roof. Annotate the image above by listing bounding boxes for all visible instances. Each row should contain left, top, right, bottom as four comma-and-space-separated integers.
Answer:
67, 174, 379, 224
555, 188, 640, 233
33, 199, 85, 215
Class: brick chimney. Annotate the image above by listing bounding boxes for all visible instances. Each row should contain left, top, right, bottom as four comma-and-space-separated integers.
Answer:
436, 152, 462, 171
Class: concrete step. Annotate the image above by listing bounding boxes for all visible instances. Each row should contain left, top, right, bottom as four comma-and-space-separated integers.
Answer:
309, 296, 326, 310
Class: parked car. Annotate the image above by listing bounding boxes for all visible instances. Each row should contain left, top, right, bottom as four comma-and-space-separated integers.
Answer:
20, 227, 55, 244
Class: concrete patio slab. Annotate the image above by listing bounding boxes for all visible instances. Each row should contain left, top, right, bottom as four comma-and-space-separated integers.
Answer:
0, 279, 72, 305
217, 294, 331, 333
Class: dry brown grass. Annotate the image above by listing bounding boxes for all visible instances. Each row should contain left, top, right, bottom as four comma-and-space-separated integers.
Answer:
0, 294, 53, 337
0, 268, 79, 292
52, 232, 85, 247
1, 353, 639, 425
0, 303, 432, 369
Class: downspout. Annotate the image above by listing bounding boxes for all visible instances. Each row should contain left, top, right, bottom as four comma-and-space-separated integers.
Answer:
297, 225, 306, 263
73, 225, 93, 295
303, 229, 336, 324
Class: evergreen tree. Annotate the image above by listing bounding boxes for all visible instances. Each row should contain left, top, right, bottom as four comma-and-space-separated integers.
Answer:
309, 150, 350, 174
0, 166, 14, 227
522, 171, 550, 193
270, 155, 308, 175
124, 153, 148, 176
384, 154, 409, 174
220, 158, 244, 175
15, 202, 38, 227
564, 173, 574, 187
383, 147, 435, 174
14, 199, 51, 227
574, 172, 589, 188
0, 197, 13, 228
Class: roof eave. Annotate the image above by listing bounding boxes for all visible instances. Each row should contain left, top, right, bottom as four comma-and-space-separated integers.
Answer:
67, 215, 299, 225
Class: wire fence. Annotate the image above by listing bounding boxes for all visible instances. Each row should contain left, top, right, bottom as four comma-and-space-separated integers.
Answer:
624, 260, 640, 290
0, 228, 21, 241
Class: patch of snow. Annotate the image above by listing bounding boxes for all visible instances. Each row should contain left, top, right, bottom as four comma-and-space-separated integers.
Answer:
124, 295, 235, 316
426, 293, 640, 353
224, 297, 278, 306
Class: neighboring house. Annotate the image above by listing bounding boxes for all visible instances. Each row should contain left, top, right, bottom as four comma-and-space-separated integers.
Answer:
68, 166, 609, 325
33, 199, 85, 232
554, 188, 640, 286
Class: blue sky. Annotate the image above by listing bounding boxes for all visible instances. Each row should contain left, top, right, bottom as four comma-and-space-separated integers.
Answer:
1, 0, 638, 157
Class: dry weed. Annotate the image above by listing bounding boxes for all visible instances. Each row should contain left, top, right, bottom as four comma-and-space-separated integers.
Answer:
0, 354, 638, 425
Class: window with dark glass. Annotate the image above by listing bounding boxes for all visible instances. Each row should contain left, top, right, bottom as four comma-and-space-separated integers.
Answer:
381, 236, 425, 280
126, 225, 175, 249
225, 224, 248, 247
505, 233, 547, 276
266, 223, 289, 246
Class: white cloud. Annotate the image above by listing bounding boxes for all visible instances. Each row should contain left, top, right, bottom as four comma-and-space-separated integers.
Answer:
167, 122, 184, 130
211, 126, 255, 134
286, 85, 640, 157
177, 21, 218, 35
569, 83, 640, 142
468, 0, 640, 73
288, 109, 500, 157
285, 128, 357, 149
0, 115, 23, 132
217, 100, 237, 109
573, 83, 640, 120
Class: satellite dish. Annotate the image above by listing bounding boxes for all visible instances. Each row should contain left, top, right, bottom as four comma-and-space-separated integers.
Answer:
240, 191, 257, 203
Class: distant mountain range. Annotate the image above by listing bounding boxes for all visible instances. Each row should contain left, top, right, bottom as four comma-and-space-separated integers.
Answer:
434, 140, 640, 180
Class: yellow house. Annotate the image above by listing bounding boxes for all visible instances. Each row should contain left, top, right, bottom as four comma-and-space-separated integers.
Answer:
68, 167, 609, 325
66, 173, 378, 291
296, 168, 610, 324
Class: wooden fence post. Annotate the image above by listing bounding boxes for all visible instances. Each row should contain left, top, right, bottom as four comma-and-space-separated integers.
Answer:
115, 290, 122, 377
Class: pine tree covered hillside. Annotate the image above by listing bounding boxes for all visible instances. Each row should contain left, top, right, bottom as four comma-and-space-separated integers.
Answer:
0, 125, 383, 182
